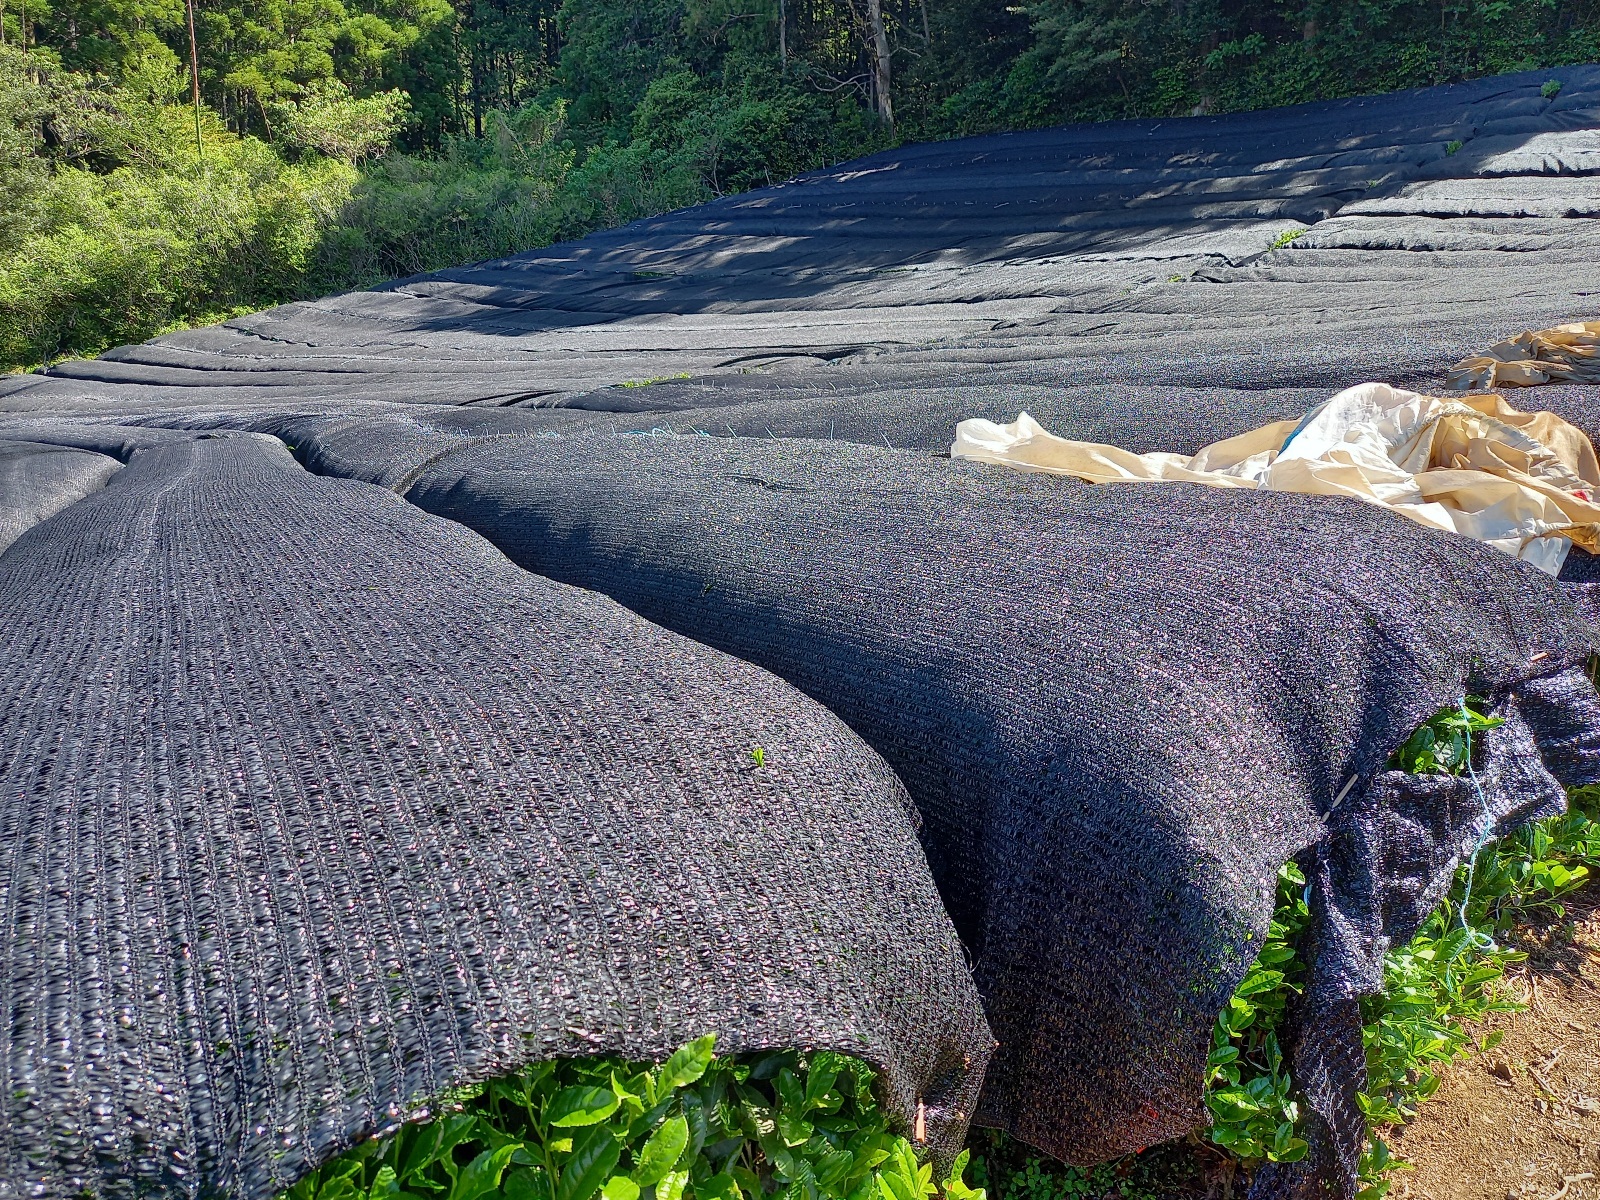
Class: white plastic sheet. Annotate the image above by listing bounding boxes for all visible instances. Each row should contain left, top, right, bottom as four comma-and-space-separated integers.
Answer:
953, 383, 1600, 574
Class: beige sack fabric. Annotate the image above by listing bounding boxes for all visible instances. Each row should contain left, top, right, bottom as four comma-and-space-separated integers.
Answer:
951, 382, 1600, 575
1447, 320, 1600, 391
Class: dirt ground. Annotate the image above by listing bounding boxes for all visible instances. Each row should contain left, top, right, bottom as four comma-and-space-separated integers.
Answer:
1391, 894, 1600, 1200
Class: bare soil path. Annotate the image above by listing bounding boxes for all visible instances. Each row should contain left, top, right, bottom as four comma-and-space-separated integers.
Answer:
1393, 897, 1600, 1200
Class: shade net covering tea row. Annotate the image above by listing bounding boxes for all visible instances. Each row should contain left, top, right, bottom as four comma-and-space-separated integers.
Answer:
952, 382, 1600, 575
0, 431, 993, 1200
3, 67, 1600, 421
5, 62, 1600, 1200
0, 439, 119, 553
300, 417, 1599, 1200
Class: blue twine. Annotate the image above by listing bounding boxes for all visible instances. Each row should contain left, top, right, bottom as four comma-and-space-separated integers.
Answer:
1455, 697, 1498, 952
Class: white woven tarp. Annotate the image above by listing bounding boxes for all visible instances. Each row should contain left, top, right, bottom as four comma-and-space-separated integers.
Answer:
954, 383, 1600, 574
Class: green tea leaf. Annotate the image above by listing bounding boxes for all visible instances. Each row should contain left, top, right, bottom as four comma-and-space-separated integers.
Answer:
632, 1115, 689, 1186
612, 1073, 644, 1118
556, 1128, 622, 1200
1272, 1137, 1309, 1163
550, 1087, 622, 1128
774, 1111, 812, 1148
504, 1169, 552, 1200
450, 1144, 521, 1200
367, 1166, 400, 1200
815, 1149, 855, 1189
658, 1037, 717, 1094
775, 1070, 804, 1114
803, 1057, 842, 1110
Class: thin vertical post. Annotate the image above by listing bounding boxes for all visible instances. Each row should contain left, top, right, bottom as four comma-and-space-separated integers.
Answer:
185, 0, 204, 162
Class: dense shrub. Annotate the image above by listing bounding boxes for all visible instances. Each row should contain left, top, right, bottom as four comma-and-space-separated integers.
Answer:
0, 46, 357, 368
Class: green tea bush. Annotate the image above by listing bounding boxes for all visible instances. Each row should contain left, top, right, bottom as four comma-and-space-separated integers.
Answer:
284, 701, 1600, 1200
281, 1036, 986, 1200
1204, 861, 1310, 1166
1199, 701, 1600, 1198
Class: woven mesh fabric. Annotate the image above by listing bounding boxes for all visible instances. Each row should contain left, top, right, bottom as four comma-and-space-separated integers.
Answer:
0, 431, 993, 1200
0, 439, 120, 553
386, 428, 1600, 1198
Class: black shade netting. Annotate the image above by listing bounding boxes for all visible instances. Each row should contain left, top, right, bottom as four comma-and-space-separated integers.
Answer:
0, 67, 1596, 418
365, 426, 1600, 1199
0, 439, 120, 554
1, 59, 1599, 1200
0, 432, 993, 1200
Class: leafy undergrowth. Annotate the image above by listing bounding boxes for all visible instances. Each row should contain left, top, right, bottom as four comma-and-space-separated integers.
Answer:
282, 1036, 983, 1200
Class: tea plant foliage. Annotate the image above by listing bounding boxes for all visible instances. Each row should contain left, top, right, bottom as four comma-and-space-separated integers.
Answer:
1385, 701, 1503, 776
282, 1036, 984, 1200
1198, 701, 1600, 1198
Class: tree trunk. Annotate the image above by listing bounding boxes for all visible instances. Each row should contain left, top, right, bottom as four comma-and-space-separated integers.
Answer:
866, 0, 891, 127
778, 0, 786, 67
256, 90, 273, 141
